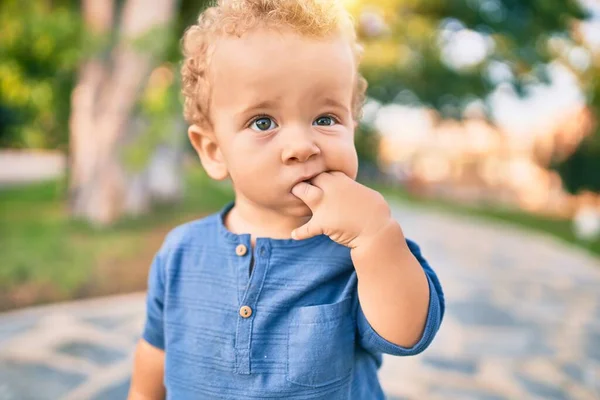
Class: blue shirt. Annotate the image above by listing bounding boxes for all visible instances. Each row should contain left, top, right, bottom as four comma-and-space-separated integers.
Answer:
143, 203, 444, 399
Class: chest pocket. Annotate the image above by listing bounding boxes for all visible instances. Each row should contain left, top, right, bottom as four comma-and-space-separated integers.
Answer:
286, 297, 355, 387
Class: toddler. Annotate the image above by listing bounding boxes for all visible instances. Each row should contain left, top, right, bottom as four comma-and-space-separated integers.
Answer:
128, 0, 444, 398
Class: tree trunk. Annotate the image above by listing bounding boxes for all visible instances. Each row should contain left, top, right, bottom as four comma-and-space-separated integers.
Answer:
69, 0, 179, 226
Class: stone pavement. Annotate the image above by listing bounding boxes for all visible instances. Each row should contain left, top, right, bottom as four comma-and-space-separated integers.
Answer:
1, 202, 600, 400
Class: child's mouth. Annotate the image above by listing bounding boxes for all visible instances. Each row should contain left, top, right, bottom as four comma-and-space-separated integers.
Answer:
295, 172, 321, 186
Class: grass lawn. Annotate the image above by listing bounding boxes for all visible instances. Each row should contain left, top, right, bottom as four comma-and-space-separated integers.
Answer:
0, 168, 233, 311
374, 183, 600, 259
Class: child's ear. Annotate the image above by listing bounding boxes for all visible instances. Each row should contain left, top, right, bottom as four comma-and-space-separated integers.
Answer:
188, 124, 229, 181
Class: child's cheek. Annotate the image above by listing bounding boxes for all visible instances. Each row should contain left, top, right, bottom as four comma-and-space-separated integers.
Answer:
346, 149, 359, 180
328, 139, 358, 180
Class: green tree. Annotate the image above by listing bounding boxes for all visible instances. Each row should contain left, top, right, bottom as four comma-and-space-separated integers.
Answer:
348, 0, 598, 194
552, 133, 600, 194
68, 0, 182, 225
68, 0, 212, 226
0, 0, 82, 149
0, 0, 213, 226
550, 26, 600, 194
352, 0, 586, 113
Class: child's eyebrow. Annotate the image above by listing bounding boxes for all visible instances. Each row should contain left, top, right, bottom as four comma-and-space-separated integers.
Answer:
320, 97, 350, 113
237, 99, 281, 117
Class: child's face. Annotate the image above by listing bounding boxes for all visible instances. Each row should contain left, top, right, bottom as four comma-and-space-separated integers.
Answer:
197, 27, 359, 217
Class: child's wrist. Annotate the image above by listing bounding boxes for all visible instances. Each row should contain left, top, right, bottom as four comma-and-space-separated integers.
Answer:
350, 217, 404, 254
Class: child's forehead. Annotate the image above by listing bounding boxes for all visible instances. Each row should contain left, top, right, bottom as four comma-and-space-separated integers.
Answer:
213, 27, 353, 69
209, 28, 356, 97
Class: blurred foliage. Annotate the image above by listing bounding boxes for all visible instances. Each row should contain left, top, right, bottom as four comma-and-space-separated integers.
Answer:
123, 64, 183, 172
350, 0, 587, 114
552, 55, 600, 193
0, 0, 83, 149
348, 0, 599, 193
552, 136, 600, 193
121, 0, 213, 171
355, 122, 381, 165
0, 0, 214, 173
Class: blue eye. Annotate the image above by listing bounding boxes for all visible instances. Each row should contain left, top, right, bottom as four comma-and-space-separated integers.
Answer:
313, 116, 337, 126
250, 117, 278, 132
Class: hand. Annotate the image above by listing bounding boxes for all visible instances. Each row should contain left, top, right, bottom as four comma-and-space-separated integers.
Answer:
290, 171, 394, 248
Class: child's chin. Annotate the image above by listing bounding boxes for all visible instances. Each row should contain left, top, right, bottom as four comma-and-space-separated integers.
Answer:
284, 198, 312, 217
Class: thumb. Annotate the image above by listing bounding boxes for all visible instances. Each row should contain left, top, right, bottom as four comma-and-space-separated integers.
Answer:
292, 219, 324, 241
291, 181, 323, 209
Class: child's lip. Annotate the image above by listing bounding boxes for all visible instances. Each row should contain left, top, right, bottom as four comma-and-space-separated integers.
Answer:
293, 171, 322, 187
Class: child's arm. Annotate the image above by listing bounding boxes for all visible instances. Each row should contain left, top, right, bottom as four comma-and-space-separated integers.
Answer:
291, 171, 444, 350
350, 220, 433, 348
129, 246, 168, 399
128, 339, 166, 400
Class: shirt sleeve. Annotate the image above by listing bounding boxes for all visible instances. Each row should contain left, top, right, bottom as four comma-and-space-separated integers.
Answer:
142, 250, 167, 350
356, 238, 445, 356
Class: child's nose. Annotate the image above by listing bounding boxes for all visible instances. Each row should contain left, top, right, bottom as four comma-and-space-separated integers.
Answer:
281, 129, 321, 164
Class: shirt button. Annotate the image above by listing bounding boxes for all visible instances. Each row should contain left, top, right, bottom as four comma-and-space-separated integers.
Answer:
235, 244, 247, 256
239, 305, 253, 318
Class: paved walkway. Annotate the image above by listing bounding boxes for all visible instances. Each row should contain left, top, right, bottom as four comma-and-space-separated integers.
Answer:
1, 203, 600, 400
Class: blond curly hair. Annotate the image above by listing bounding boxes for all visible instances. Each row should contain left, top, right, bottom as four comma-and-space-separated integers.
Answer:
181, 0, 367, 129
